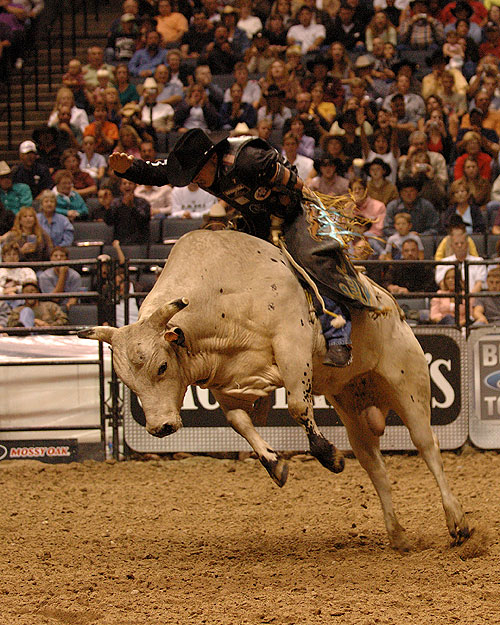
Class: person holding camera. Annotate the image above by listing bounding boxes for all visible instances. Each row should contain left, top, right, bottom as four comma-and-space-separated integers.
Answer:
398, 0, 444, 51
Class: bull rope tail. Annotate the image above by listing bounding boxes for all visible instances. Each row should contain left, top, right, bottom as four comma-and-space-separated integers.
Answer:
277, 240, 346, 328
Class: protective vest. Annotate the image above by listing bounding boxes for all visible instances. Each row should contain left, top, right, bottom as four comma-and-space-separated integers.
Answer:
212, 136, 302, 226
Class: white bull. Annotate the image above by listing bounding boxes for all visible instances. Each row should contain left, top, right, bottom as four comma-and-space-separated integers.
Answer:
80, 230, 470, 549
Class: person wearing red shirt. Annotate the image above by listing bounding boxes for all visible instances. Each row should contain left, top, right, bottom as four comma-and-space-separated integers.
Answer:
83, 103, 119, 154
454, 132, 492, 181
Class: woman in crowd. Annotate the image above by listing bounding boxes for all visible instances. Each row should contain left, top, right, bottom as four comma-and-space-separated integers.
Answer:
220, 82, 257, 130
52, 170, 88, 221
0, 241, 37, 298
173, 83, 221, 133
287, 115, 315, 158
442, 179, 486, 233
422, 107, 455, 163
59, 149, 97, 199
310, 82, 336, 127
365, 10, 397, 52
321, 134, 350, 168
430, 268, 468, 327
103, 87, 123, 127
269, 0, 293, 28
329, 42, 355, 87
260, 58, 299, 107
79, 135, 107, 184
462, 157, 492, 210
115, 63, 140, 107
454, 131, 493, 181
155, 64, 184, 107
47, 87, 89, 135
113, 124, 142, 158
2, 206, 53, 262
349, 177, 387, 239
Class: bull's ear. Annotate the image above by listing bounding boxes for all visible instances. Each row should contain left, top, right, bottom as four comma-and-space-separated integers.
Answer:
164, 326, 185, 345
78, 326, 117, 344
147, 297, 189, 331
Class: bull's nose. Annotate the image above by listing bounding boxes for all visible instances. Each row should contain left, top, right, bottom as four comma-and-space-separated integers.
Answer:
148, 423, 178, 438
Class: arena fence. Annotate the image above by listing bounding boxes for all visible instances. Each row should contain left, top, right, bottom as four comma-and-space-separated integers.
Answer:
2, 255, 500, 461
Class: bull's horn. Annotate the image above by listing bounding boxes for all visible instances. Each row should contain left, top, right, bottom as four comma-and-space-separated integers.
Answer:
78, 326, 117, 344
147, 298, 189, 330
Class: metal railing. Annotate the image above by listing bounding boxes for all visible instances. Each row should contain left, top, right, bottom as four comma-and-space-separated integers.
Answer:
0, 0, 106, 149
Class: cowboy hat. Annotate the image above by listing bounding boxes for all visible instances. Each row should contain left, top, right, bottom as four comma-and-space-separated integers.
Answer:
451, 1, 473, 19
306, 54, 333, 72
354, 55, 375, 70
165, 128, 227, 187
0, 161, 11, 176
363, 157, 391, 178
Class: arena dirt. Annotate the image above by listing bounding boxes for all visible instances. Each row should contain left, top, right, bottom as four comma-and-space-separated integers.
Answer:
1, 448, 499, 625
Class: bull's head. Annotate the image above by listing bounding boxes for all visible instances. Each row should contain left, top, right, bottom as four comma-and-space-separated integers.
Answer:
79, 298, 189, 437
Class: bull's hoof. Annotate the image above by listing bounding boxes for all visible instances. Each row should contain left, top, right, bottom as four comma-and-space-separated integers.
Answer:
309, 435, 345, 474
260, 455, 289, 487
451, 525, 473, 546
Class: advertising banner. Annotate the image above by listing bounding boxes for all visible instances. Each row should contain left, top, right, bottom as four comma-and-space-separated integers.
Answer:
469, 328, 500, 449
0, 439, 78, 463
124, 328, 468, 453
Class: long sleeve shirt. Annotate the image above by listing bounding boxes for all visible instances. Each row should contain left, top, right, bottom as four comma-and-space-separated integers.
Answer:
128, 47, 167, 77
37, 212, 74, 247
384, 197, 440, 237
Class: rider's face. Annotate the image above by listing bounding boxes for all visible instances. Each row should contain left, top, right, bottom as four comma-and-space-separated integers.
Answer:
193, 153, 218, 188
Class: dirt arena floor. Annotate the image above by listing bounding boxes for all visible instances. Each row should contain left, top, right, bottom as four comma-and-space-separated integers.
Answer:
1, 448, 499, 625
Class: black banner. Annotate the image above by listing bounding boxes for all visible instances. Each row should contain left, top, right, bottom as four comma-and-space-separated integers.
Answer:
0, 439, 78, 463
130, 333, 461, 429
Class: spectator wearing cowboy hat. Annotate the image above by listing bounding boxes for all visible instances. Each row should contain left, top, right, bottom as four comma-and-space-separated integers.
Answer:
364, 157, 398, 207
383, 176, 440, 237
12, 140, 52, 200
439, 0, 488, 29
256, 84, 292, 133
443, 2, 482, 45
301, 54, 344, 110
0, 161, 33, 215
421, 48, 468, 100
309, 157, 349, 196
351, 54, 392, 101
220, 4, 249, 57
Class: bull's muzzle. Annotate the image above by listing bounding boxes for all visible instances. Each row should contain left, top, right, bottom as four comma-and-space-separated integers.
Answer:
146, 421, 181, 438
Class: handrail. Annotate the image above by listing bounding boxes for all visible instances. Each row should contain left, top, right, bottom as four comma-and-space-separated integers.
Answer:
0, 0, 106, 149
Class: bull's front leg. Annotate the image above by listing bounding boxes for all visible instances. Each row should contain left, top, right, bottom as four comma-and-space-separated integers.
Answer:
273, 338, 344, 473
212, 391, 289, 487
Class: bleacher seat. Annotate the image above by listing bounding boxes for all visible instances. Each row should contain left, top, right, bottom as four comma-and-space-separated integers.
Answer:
68, 304, 98, 326
471, 233, 487, 258
73, 222, 114, 245
420, 235, 436, 259
148, 244, 174, 260
150, 219, 162, 244
102, 245, 148, 260
162, 218, 203, 241
487, 234, 500, 258
67, 245, 102, 260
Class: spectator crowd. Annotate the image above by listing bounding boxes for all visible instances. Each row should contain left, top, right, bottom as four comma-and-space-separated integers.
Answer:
3, 0, 500, 329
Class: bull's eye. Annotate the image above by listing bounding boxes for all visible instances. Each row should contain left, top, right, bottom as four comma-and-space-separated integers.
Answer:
157, 362, 168, 376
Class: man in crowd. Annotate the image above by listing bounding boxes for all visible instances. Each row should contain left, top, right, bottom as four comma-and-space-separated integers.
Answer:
0, 161, 32, 215
12, 140, 52, 199
384, 177, 440, 237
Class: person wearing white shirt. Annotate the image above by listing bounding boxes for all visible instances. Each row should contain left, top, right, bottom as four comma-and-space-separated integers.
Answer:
134, 184, 172, 218
169, 182, 217, 219
237, 0, 262, 39
223, 62, 261, 108
282, 131, 315, 180
286, 5, 325, 54
435, 228, 487, 293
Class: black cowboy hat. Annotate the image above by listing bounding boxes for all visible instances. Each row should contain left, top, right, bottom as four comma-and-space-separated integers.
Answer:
306, 54, 333, 72
451, 1, 473, 19
391, 58, 418, 76
165, 128, 226, 187
264, 84, 286, 98
397, 176, 422, 193
363, 157, 391, 178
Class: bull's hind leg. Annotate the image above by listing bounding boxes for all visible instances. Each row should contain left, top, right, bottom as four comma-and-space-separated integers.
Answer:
212, 392, 288, 487
331, 391, 410, 550
391, 391, 470, 545
272, 337, 344, 473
